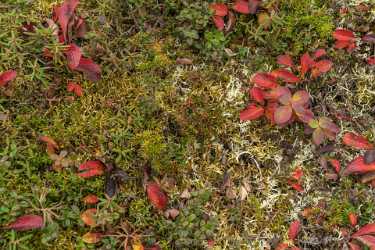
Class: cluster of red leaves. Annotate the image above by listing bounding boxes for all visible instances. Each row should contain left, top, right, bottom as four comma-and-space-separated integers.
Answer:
240, 50, 338, 145
333, 28, 375, 65
0, 70, 17, 87
209, 1, 261, 31
276, 220, 301, 250
348, 223, 375, 250
80, 192, 102, 243
288, 167, 303, 192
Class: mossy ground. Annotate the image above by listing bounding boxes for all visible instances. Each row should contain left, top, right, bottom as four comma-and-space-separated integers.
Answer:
0, 0, 374, 249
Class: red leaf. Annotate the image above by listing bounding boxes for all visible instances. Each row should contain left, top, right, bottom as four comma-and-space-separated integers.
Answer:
249, 0, 262, 14
367, 56, 375, 65
146, 182, 168, 210
82, 232, 102, 244
328, 159, 341, 174
334, 40, 351, 49
212, 16, 225, 31
343, 156, 375, 176
288, 220, 301, 241
313, 49, 326, 59
265, 101, 278, 124
319, 117, 340, 135
249, 87, 265, 104
240, 103, 264, 121
312, 128, 325, 145
83, 194, 99, 205
343, 132, 374, 150
67, 82, 83, 97
265, 86, 290, 101
209, 3, 228, 17
5, 215, 43, 231
274, 105, 292, 125
348, 242, 362, 250
290, 182, 304, 192
348, 212, 358, 226
75, 57, 101, 82
0, 70, 17, 87
271, 69, 300, 83
291, 90, 309, 106
313, 60, 333, 74
355, 235, 375, 248
333, 28, 356, 41
275, 243, 289, 250
352, 223, 375, 238
54, 0, 80, 42
277, 54, 294, 68
251, 73, 278, 89
78, 160, 105, 178
80, 208, 97, 226
65, 43, 82, 70
75, 17, 87, 38
300, 53, 314, 77
233, 0, 250, 14
295, 107, 314, 124
291, 167, 303, 181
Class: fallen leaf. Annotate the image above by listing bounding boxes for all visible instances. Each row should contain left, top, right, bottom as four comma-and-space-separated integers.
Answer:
251, 72, 278, 89
146, 182, 168, 210
65, 43, 82, 69
240, 103, 264, 121
82, 232, 102, 244
343, 132, 374, 150
288, 220, 301, 241
277, 54, 294, 68
80, 208, 97, 227
233, 0, 250, 14
364, 150, 375, 165
313, 49, 326, 59
249, 87, 265, 104
313, 60, 333, 74
212, 16, 225, 31
0, 70, 17, 87
209, 3, 228, 17
271, 69, 300, 83
333, 29, 356, 42
4, 215, 44, 231
348, 212, 358, 226
343, 156, 375, 176
78, 160, 105, 178
83, 194, 99, 205
75, 57, 101, 82
274, 105, 292, 125
67, 82, 83, 97
54, 0, 80, 42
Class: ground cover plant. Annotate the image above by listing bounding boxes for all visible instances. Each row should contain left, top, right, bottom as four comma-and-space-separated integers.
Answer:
0, 0, 375, 249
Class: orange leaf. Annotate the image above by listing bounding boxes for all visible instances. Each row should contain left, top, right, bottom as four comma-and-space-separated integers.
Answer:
328, 159, 341, 174
78, 160, 105, 178
146, 182, 168, 210
333, 28, 356, 42
274, 105, 292, 125
343, 156, 375, 176
233, 0, 250, 14
240, 103, 264, 121
80, 208, 97, 227
67, 82, 83, 97
5, 215, 44, 231
83, 194, 99, 205
288, 220, 301, 241
82, 232, 102, 244
348, 212, 358, 226
251, 73, 278, 89
271, 69, 300, 83
209, 3, 228, 17
343, 132, 374, 150
277, 54, 294, 68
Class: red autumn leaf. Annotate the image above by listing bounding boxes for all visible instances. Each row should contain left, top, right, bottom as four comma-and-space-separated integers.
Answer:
75, 17, 88, 38
291, 90, 309, 106
312, 127, 325, 145
5, 215, 43, 231
313, 60, 333, 74
65, 43, 82, 70
275, 243, 289, 250
328, 159, 341, 174
264, 86, 290, 101
277, 54, 294, 68
352, 223, 375, 238
300, 53, 314, 77
348, 212, 358, 226
367, 56, 375, 65
347, 41, 357, 52
240, 103, 264, 121
295, 107, 314, 124
39, 135, 59, 151
146, 182, 168, 210
82, 232, 102, 244
343, 132, 374, 150
54, 0, 80, 42
355, 235, 375, 248
83, 194, 99, 205
78, 160, 105, 178
288, 220, 301, 241
0, 70, 17, 87
292, 167, 303, 181
313, 49, 326, 59
333, 29, 356, 41
233, 0, 250, 14
75, 57, 101, 82
265, 101, 278, 124
348, 242, 362, 250
271, 69, 300, 83
212, 16, 225, 31
319, 117, 340, 135
249, 0, 262, 14
274, 105, 292, 125
251, 73, 278, 89
289, 182, 304, 192
334, 40, 351, 49
80, 208, 97, 227
209, 3, 228, 17
249, 87, 265, 104
343, 156, 375, 176
67, 82, 83, 97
